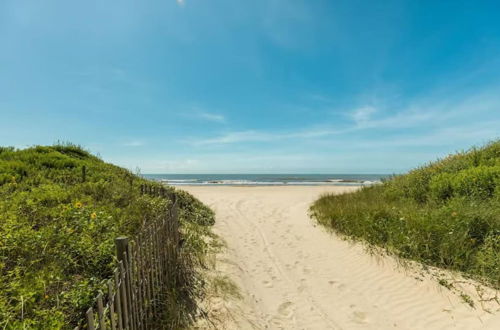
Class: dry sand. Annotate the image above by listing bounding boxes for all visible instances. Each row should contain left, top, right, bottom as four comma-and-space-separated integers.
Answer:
183, 186, 500, 330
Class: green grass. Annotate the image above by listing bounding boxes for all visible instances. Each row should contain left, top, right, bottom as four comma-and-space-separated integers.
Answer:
0, 143, 215, 329
310, 140, 500, 288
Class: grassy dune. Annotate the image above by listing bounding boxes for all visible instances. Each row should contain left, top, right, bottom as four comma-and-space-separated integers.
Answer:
0, 144, 215, 329
311, 141, 500, 288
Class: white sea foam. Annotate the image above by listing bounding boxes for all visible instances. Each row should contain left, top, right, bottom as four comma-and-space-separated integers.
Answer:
162, 180, 379, 186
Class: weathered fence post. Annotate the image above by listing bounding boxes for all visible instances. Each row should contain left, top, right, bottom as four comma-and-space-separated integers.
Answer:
86, 308, 95, 330
113, 270, 124, 330
97, 292, 106, 330
107, 280, 117, 330
115, 237, 129, 264
115, 238, 130, 328
119, 262, 129, 328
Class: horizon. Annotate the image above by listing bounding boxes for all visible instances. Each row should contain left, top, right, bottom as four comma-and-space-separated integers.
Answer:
142, 172, 392, 175
2, 1, 500, 173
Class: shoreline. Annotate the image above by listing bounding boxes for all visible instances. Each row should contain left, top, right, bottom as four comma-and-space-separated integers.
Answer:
144, 173, 388, 187
167, 183, 373, 187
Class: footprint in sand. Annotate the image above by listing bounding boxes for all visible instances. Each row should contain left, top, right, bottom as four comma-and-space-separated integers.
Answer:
351, 311, 369, 324
277, 301, 294, 318
262, 280, 273, 288
328, 280, 346, 290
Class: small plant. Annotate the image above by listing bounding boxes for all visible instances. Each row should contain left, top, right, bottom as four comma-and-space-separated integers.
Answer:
460, 293, 475, 308
438, 279, 454, 290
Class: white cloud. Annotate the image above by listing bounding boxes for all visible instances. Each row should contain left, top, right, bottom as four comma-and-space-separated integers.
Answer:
186, 88, 500, 147
176, 0, 185, 7
123, 140, 144, 147
188, 127, 349, 146
351, 106, 376, 126
198, 112, 226, 123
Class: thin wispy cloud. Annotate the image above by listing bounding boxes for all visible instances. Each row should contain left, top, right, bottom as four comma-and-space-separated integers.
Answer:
188, 131, 272, 146
187, 87, 500, 148
176, 0, 185, 7
188, 128, 348, 146
197, 112, 226, 123
351, 106, 376, 126
123, 141, 144, 147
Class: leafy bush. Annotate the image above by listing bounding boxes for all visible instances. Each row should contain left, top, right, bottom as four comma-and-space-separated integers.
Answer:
311, 140, 500, 288
451, 166, 500, 199
0, 143, 214, 328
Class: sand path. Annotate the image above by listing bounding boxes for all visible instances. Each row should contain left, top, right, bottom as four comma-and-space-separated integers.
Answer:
183, 186, 500, 330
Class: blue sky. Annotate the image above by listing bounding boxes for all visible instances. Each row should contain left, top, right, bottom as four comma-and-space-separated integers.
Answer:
1, 0, 499, 173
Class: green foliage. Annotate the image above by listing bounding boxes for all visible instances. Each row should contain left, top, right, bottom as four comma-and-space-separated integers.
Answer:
310, 140, 500, 288
0, 144, 214, 329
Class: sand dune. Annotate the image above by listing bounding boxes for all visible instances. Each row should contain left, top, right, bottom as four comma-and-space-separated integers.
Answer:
184, 186, 500, 330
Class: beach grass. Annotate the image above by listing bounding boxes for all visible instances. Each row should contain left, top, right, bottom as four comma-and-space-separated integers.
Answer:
310, 140, 500, 288
0, 143, 215, 329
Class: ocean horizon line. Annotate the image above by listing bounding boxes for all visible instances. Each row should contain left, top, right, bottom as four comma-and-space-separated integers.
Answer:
143, 173, 392, 186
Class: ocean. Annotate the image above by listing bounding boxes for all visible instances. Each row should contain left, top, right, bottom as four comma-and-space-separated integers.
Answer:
142, 174, 391, 186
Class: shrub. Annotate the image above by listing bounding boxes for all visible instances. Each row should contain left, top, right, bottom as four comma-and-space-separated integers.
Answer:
311, 140, 500, 288
429, 172, 454, 201
0, 144, 214, 328
451, 166, 500, 199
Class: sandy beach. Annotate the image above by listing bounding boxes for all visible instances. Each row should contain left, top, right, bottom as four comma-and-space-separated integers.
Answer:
183, 186, 500, 330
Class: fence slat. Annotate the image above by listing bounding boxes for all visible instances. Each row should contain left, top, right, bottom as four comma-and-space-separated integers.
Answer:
107, 280, 117, 330
119, 262, 129, 328
128, 243, 139, 330
86, 308, 96, 330
114, 269, 124, 330
96, 292, 106, 330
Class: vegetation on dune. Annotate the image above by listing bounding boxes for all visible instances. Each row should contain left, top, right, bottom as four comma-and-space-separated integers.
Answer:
310, 140, 500, 288
0, 144, 215, 329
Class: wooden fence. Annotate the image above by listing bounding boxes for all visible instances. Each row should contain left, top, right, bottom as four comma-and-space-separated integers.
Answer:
76, 184, 180, 330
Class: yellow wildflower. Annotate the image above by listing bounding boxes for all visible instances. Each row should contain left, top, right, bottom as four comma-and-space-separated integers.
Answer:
75, 202, 83, 208
44, 295, 49, 299
451, 211, 458, 217
90, 212, 97, 219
